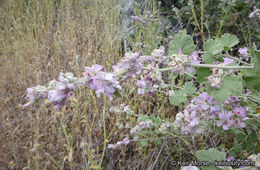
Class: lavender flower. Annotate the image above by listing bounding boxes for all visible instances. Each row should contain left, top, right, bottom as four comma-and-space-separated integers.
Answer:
186, 51, 201, 74
107, 137, 131, 150
85, 65, 121, 100
168, 54, 188, 75
130, 120, 153, 135
184, 110, 199, 127
136, 70, 162, 95
217, 110, 233, 130
206, 68, 224, 89
226, 157, 235, 162
249, 6, 260, 18
159, 122, 171, 131
131, 15, 143, 22
23, 85, 48, 108
168, 51, 201, 75
113, 51, 143, 78
238, 47, 248, 56
223, 58, 235, 65
225, 95, 240, 107
233, 107, 247, 117
47, 73, 79, 110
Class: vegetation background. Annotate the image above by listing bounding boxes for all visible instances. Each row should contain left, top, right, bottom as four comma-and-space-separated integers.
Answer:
0, 0, 259, 169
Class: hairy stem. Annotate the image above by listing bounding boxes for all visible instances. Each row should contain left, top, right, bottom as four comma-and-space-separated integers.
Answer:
157, 64, 254, 72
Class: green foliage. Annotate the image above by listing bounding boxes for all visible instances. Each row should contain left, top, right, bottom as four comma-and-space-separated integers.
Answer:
207, 74, 243, 101
244, 51, 260, 92
168, 29, 196, 56
203, 38, 224, 55
202, 53, 216, 64
197, 68, 211, 82
169, 73, 178, 84
183, 82, 196, 95
196, 148, 226, 162
220, 33, 239, 50
114, 89, 122, 98
139, 140, 148, 147
169, 82, 196, 106
169, 90, 187, 106
196, 148, 226, 170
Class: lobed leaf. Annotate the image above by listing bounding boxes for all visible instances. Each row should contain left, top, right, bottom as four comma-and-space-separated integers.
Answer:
168, 30, 196, 56
169, 90, 187, 106
204, 38, 224, 55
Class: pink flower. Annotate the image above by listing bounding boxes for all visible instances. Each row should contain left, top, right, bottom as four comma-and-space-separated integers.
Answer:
184, 110, 199, 127
223, 58, 235, 65
238, 47, 248, 56
233, 107, 247, 117
217, 110, 233, 130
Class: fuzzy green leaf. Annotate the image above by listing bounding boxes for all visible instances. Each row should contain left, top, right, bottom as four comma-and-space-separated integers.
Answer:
183, 82, 196, 95
168, 30, 196, 56
196, 148, 226, 162
196, 148, 226, 170
221, 33, 239, 49
197, 68, 211, 82
207, 74, 243, 101
202, 52, 216, 64
169, 90, 187, 106
114, 89, 122, 98
204, 38, 224, 55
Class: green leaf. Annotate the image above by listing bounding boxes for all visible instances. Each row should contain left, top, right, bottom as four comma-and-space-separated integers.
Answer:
221, 33, 239, 49
169, 73, 178, 85
168, 29, 196, 56
232, 143, 242, 153
196, 148, 225, 170
139, 140, 149, 147
169, 90, 187, 106
236, 133, 246, 143
197, 68, 211, 82
243, 51, 260, 92
244, 76, 260, 91
202, 52, 216, 64
253, 50, 260, 75
196, 148, 226, 162
183, 82, 196, 95
114, 89, 122, 98
207, 74, 243, 101
204, 38, 224, 55
154, 139, 162, 146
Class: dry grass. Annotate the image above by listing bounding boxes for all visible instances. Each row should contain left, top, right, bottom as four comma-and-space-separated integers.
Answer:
0, 0, 228, 169
0, 0, 125, 169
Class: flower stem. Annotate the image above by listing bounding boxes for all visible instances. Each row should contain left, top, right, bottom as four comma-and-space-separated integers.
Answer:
157, 64, 254, 72
223, 52, 253, 66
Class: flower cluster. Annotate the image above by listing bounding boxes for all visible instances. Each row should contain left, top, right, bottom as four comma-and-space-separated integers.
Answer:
84, 64, 122, 101
107, 137, 131, 149
109, 104, 134, 117
173, 93, 249, 133
136, 69, 162, 95
112, 51, 143, 78
173, 92, 220, 134
206, 58, 236, 88
130, 120, 153, 135
217, 96, 249, 130
168, 51, 201, 75
23, 85, 48, 108
158, 122, 171, 132
206, 67, 224, 89
47, 73, 79, 110
249, 6, 260, 18
238, 47, 248, 56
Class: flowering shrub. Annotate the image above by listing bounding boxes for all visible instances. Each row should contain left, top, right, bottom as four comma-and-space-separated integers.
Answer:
22, 29, 260, 169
